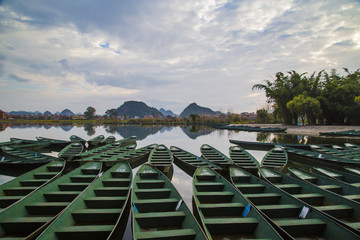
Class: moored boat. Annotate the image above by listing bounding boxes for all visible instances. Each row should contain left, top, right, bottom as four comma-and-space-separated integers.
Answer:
229, 145, 259, 175
9, 138, 51, 150
78, 137, 137, 159
0, 162, 101, 239
332, 145, 360, 158
313, 167, 360, 187
36, 162, 132, 240
200, 144, 233, 168
100, 135, 116, 145
193, 166, 283, 239
229, 166, 360, 239
132, 164, 207, 240
260, 168, 360, 234
0, 146, 58, 168
148, 144, 173, 174
36, 137, 70, 149
310, 145, 360, 160
57, 143, 84, 161
77, 144, 136, 163
170, 146, 221, 176
345, 167, 360, 176
345, 143, 360, 152
229, 139, 313, 151
69, 135, 86, 145
288, 167, 360, 203
87, 135, 105, 148
0, 161, 65, 211
261, 147, 287, 168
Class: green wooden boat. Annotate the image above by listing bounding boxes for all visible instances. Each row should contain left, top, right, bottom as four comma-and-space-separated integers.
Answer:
0, 162, 101, 239
148, 144, 173, 174
229, 139, 313, 151
0, 146, 58, 168
77, 144, 136, 163
345, 167, 360, 176
284, 146, 360, 168
310, 145, 360, 160
261, 147, 287, 168
0, 161, 65, 211
332, 145, 360, 159
229, 145, 259, 175
229, 166, 360, 239
78, 137, 137, 159
57, 143, 84, 161
36, 162, 132, 240
104, 144, 157, 168
313, 167, 360, 187
345, 143, 360, 152
87, 135, 105, 148
193, 166, 283, 239
100, 135, 116, 145
170, 146, 221, 176
288, 167, 360, 203
132, 164, 207, 240
8, 138, 51, 150
36, 137, 70, 149
260, 168, 360, 234
320, 130, 360, 137
69, 135, 86, 145
200, 144, 233, 168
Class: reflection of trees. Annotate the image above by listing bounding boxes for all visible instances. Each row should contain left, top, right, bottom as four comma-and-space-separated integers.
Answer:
84, 124, 96, 136
104, 124, 164, 140
0, 123, 6, 132
256, 132, 271, 142
181, 125, 214, 139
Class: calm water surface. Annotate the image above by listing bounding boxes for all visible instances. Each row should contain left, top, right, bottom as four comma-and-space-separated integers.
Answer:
1, 123, 359, 239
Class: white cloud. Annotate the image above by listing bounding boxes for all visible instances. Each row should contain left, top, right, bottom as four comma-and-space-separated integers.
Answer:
0, 0, 359, 114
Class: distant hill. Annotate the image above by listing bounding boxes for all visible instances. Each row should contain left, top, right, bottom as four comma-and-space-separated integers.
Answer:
159, 108, 177, 117
117, 101, 163, 118
59, 109, 75, 116
43, 111, 53, 116
180, 103, 217, 117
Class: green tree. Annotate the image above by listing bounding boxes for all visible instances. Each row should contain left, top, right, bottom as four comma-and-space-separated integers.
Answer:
84, 106, 96, 120
256, 108, 269, 123
105, 108, 118, 119
190, 114, 199, 123
286, 94, 321, 125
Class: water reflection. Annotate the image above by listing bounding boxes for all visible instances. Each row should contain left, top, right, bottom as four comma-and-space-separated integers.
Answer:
180, 125, 213, 139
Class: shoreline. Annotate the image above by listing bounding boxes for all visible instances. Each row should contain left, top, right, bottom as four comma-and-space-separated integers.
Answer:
230, 124, 360, 136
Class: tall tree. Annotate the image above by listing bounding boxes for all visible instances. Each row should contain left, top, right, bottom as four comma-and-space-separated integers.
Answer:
84, 106, 96, 119
105, 108, 118, 119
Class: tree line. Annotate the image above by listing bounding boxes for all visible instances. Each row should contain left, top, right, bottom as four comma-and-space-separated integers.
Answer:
253, 68, 360, 125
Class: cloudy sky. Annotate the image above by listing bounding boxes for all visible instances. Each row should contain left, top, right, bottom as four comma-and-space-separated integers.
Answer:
0, 0, 359, 115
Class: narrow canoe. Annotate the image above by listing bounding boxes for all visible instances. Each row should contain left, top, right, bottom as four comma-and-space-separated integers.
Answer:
345, 143, 360, 152
57, 143, 84, 161
332, 145, 360, 159
148, 144, 173, 174
229, 139, 313, 151
87, 135, 105, 148
36, 162, 132, 240
104, 144, 157, 168
193, 166, 283, 239
69, 135, 86, 145
320, 130, 360, 137
229, 166, 360, 239
310, 145, 360, 160
0, 161, 65, 211
132, 164, 208, 240
229, 145, 259, 175
0, 162, 101, 239
77, 144, 136, 162
200, 144, 233, 168
313, 167, 360, 187
261, 147, 287, 168
36, 137, 70, 149
78, 137, 137, 159
170, 146, 221, 176
288, 167, 360, 203
284, 146, 360, 168
100, 135, 116, 145
9, 138, 51, 150
260, 168, 360, 234
0, 146, 58, 168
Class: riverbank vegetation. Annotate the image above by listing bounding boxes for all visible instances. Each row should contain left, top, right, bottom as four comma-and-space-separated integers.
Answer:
253, 68, 360, 125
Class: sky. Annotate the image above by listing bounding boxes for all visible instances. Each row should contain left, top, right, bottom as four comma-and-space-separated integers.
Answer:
0, 0, 359, 115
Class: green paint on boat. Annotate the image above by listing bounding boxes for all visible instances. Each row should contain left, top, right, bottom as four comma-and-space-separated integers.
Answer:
58, 143, 84, 161
193, 166, 283, 239
200, 144, 233, 168
36, 162, 132, 240
0, 161, 101, 239
132, 164, 207, 240
261, 147, 287, 168
230, 145, 259, 175
87, 135, 105, 148
148, 144, 173, 175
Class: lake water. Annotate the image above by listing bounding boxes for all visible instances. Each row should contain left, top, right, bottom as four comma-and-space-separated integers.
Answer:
1, 123, 360, 239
